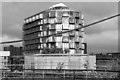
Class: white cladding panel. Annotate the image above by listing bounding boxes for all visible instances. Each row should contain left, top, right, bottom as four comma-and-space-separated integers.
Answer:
24, 55, 96, 70
0, 51, 10, 56
25, 55, 35, 70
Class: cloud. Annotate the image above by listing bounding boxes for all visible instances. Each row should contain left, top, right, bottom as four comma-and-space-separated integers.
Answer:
84, 16, 118, 35
2, 2, 118, 38
2, 2, 118, 52
67, 2, 118, 17
84, 30, 118, 53
2, 24, 23, 39
0, 35, 22, 50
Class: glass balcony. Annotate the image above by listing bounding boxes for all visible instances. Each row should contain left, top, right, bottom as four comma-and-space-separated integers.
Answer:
48, 36, 55, 42
62, 36, 69, 42
56, 11, 62, 17
55, 18, 62, 23
69, 42, 75, 48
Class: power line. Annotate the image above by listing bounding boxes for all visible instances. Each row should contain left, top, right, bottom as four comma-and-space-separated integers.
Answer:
0, 40, 23, 44
0, 14, 120, 44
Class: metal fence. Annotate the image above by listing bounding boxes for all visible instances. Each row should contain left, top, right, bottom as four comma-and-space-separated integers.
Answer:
0, 55, 120, 80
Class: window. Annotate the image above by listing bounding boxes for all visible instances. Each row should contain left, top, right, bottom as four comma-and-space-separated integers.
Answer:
44, 19, 47, 24
73, 12, 76, 17
36, 15, 39, 19
49, 44, 51, 48
32, 16, 35, 21
69, 31, 75, 35
29, 18, 32, 22
75, 19, 79, 24
69, 25, 74, 30
56, 42, 62, 48
75, 43, 79, 48
62, 17, 69, 23
40, 50, 42, 53
26, 19, 29, 23
75, 12, 79, 17
41, 32, 43, 36
81, 28, 84, 32
75, 24, 80, 29
55, 17, 62, 23
69, 42, 75, 48
56, 24, 62, 30
69, 37, 74, 42
38, 33, 41, 37
56, 36, 62, 42
44, 43, 46, 47
63, 23, 69, 30
44, 31, 47, 36
70, 11, 74, 16
51, 25, 55, 29
75, 49, 79, 53
50, 18, 55, 23
75, 37, 79, 42
62, 31, 69, 36
56, 29, 62, 33
49, 36, 53, 42
49, 11, 56, 17
63, 11, 69, 16
82, 44, 84, 49
69, 18, 75, 23
40, 38, 42, 43
38, 45, 41, 49
63, 43, 69, 49
48, 31, 50, 35
75, 31, 79, 36
41, 20, 43, 24
56, 11, 62, 17
41, 44, 43, 48
62, 36, 69, 42
39, 13, 43, 18
47, 24, 51, 29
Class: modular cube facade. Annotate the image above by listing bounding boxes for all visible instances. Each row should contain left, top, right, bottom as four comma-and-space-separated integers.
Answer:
23, 3, 84, 54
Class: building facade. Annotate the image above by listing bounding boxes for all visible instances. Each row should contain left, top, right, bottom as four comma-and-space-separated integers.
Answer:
0, 51, 10, 79
24, 54, 96, 70
23, 3, 84, 54
3, 45, 24, 71
3, 45, 23, 56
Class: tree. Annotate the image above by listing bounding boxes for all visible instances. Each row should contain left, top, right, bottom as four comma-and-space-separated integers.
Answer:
64, 48, 70, 54
42, 47, 64, 54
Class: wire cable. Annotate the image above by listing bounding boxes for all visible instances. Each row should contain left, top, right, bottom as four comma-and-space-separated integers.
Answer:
0, 14, 119, 44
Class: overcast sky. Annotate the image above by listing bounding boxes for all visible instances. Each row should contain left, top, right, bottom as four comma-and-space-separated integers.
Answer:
1, 2, 118, 53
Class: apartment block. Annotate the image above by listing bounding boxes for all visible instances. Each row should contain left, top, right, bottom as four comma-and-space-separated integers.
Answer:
0, 51, 10, 79
3, 45, 24, 71
3, 45, 23, 56
23, 3, 84, 54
